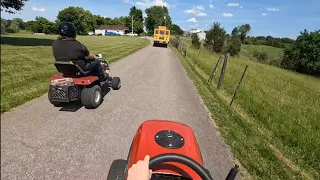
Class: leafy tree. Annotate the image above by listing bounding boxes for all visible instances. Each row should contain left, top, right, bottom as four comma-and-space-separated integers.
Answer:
57, 6, 96, 35
7, 21, 20, 33
281, 29, 320, 76
145, 6, 172, 35
94, 15, 107, 27
12, 18, 26, 29
191, 33, 201, 49
1, 18, 7, 34
25, 20, 36, 32
204, 22, 227, 53
228, 36, 242, 56
238, 24, 251, 43
1, 0, 29, 14
128, 6, 144, 34
231, 27, 239, 37
170, 24, 184, 35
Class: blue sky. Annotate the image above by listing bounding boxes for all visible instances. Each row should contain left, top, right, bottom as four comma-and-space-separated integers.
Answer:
1, 0, 320, 39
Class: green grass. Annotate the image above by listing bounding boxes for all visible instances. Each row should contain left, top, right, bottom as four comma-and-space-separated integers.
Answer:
1, 34, 150, 113
241, 44, 284, 60
170, 40, 320, 179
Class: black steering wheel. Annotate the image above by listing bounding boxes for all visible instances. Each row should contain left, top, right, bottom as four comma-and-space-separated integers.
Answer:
149, 153, 213, 180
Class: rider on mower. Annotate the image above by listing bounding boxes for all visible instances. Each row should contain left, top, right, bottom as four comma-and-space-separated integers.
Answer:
52, 22, 108, 81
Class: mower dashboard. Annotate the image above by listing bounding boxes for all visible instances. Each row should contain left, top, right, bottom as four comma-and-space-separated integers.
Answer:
151, 173, 192, 180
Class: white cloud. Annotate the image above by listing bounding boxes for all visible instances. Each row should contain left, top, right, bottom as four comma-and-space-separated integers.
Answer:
261, 13, 267, 16
227, 3, 239, 7
266, 8, 280, 11
32, 7, 45, 12
240, 6, 243, 8
184, 5, 207, 16
186, 17, 197, 23
135, 0, 173, 9
143, 13, 147, 18
222, 13, 233, 17
209, 4, 214, 9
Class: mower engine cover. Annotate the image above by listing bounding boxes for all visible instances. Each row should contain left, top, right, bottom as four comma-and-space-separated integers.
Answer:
128, 120, 204, 180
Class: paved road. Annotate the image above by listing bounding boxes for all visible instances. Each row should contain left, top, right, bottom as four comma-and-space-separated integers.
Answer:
1, 38, 234, 180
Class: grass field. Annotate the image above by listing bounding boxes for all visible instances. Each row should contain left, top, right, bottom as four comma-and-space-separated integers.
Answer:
241, 44, 284, 60
170, 40, 320, 179
1, 34, 150, 113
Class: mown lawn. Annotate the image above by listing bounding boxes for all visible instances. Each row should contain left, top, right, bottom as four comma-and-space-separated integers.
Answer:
1, 34, 150, 113
170, 40, 320, 180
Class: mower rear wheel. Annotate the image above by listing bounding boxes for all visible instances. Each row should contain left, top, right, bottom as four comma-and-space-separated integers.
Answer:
112, 77, 121, 90
81, 85, 102, 109
107, 159, 127, 180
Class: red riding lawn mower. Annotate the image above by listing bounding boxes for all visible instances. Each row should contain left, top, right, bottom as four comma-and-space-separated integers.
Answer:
48, 54, 121, 109
107, 120, 239, 180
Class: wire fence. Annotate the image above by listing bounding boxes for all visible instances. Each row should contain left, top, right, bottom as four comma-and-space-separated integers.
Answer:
170, 38, 320, 165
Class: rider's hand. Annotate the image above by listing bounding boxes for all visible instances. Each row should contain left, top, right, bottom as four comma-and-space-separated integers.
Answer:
127, 155, 153, 180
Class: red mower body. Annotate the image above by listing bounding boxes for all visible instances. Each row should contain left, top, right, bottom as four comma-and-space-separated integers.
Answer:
49, 75, 99, 86
128, 120, 203, 180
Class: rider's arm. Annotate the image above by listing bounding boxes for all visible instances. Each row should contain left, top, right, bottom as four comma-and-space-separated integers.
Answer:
78, 42, 95, 60
127, 155, 152, 180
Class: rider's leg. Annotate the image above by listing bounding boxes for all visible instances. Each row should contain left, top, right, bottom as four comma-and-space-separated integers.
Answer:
86, 60, 106, 81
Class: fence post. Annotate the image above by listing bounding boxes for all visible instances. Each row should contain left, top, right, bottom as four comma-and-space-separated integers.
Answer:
185, 44, 188, 57
217, 53, 229, 89
197, 48, 201, 57
230, 65, 248, 106
208, 54, 224, 82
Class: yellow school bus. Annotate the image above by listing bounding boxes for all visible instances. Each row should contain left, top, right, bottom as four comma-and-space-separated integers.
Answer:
153, 26, 170, 47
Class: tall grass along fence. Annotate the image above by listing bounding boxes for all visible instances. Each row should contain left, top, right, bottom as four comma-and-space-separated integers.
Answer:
170, 38, 320, 179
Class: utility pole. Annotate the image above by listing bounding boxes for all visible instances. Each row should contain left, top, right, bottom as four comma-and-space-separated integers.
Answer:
132, 15, 134, 35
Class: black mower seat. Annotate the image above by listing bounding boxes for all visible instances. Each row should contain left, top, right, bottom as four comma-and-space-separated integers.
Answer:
54, 61, 91, 77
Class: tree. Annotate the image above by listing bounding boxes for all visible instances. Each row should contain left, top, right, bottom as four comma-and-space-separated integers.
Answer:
7, 21, 20, 33
145, 6, 172, 35
1, 0, 29, 14
231, 27, 239, 37
170, 24, 184, 35
25, 20, 36, 32
192, 33, 201, 49
12, 18, 26, 29
127, 6, 144, 34
228, 36, 242, 56
238, 24, 251, 43
1, 18, 7, 34
281, 29, 320, 76
57, 6, 96, 35
204, 22, 227, 53
94, 15, 107, 27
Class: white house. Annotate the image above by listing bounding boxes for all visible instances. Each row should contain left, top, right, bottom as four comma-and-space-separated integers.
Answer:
189, 29, 202, 33
95, 25, 129, 36
197, 31, 206, 41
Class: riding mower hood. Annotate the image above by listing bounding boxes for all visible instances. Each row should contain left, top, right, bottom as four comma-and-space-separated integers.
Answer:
107, 120, 239, 180
48, 55, 121, 109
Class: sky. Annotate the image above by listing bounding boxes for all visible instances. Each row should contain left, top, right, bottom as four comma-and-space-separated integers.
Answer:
1, 0, 320, 39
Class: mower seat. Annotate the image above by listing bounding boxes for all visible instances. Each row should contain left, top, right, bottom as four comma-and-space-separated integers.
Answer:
54, 61, 91, 77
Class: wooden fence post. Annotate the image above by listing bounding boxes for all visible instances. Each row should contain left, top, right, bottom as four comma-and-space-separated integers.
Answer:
230, 65, 248, 106
217, 53, 229, 89
197, 48, 201, 57
208, 54, 224, 82
185, 44, 188, 57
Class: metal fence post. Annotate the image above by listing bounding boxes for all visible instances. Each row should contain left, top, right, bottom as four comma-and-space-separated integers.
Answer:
217, 53, 229, 89
230, 65, 248, 106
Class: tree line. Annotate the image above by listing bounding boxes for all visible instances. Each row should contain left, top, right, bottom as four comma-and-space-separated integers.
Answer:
1, 2, 184, 36
191, 22, 319, 76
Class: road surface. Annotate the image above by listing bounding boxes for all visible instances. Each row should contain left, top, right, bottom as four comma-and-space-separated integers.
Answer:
1, 38, 234, 180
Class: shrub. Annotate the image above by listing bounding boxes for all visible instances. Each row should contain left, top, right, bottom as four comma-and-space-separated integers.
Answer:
191, 33, 201, 49
7, 21, 20, 33
253, 49, 269, 63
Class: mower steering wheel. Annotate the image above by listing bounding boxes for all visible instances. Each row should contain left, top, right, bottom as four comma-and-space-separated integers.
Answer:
149, 153, 213, 180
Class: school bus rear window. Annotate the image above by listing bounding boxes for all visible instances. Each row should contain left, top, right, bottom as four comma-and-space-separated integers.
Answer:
155, 30, 158, 34
160, 30, 164, 34
166, 31, 169, 35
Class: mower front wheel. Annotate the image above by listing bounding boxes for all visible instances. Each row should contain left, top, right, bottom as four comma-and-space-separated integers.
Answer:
81, 85, 102, 109
107, 159, 127, 180
112, 77, 121, 90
